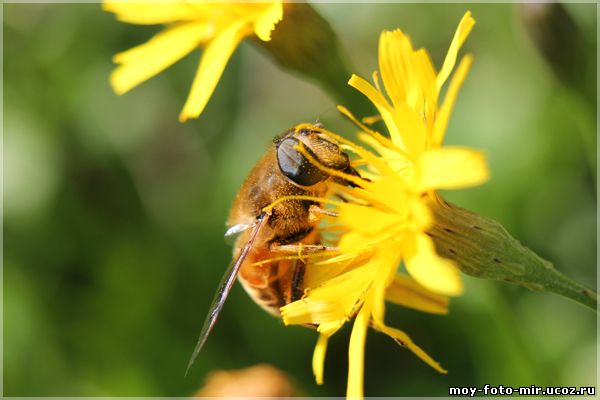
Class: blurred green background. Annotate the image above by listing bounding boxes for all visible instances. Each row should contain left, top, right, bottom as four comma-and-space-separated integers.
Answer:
4, 2, 597, 396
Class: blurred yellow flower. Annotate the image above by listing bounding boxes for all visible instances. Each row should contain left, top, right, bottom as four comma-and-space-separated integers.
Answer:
279, 11, 489, 398
104, 1, 283, 122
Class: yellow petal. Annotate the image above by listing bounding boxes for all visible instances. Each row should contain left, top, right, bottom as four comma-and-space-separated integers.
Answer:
432, 55, 473, 146
337, 105, 406, 160
334, 109, 397, 175
378, 29, 437, 121
335, 182, 400, 215
338, 203, 404, 237
361, 115, 382, 125
357, 132, 410, 175
357, 132, 392, 157
348, 74, 391, 112
378, 29, 409, 108
337, 231, 370, 255
110, 22, 211, 95
416, 147, 489, 191
366, 175, 410, 213
370, 282, 387, 325
370, 251, 401, 323
313, 334, 329, 385
318, 320, 346, 336
103, 1, 209, 25
281, 263, 375, 326
403, 232, 463, 296
392, 104, 426, 159
371, 319, 447, 373
436, 11, 475, 92
385, 274, 449, 314
408, 197, 432, 231
253, 0, 283, 41
179, 20, 250, 122
413, 48, 437, 120
348, 75, 403, 149
312, 321, 343, 385
303, 258, 353, 289
347, 299, 371, 399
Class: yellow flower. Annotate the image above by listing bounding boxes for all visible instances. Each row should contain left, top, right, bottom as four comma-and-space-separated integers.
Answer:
279, 11, 489, 398
104, 1, 283, 122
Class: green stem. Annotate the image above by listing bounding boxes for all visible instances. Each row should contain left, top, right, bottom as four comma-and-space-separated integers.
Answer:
429, 200, 598, 310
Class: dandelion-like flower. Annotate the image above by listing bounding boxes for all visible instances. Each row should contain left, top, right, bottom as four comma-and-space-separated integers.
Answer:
104, 1, 283, 122
279, 12, 489, 398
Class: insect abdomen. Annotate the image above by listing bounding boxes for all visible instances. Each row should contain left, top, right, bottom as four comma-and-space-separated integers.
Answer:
239, 257, 306, 317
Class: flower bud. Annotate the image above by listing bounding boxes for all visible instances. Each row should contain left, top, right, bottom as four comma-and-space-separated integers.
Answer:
429, 199, 598, 310
254, 3, 374, 116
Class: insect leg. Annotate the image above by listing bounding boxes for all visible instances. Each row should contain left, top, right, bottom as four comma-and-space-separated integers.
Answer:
270, 243, 339, 254
290, 261, 306, 302
308, 204, 339, 219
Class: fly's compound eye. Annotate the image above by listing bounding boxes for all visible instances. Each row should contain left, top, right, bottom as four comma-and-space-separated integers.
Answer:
276, 137, 327, 186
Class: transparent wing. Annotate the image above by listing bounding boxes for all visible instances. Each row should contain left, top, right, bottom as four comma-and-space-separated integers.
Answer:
186, 211, 269, 375
224, 223, 252, 245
